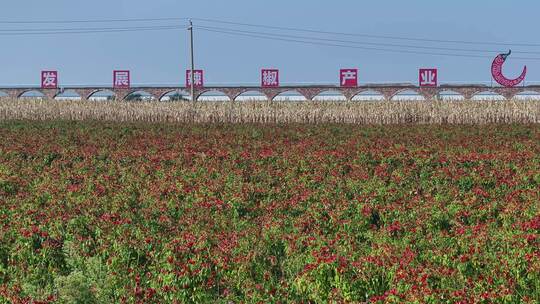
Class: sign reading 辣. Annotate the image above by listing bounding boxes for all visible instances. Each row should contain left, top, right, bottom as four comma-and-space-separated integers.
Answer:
186, 70, 204, 88
113, 71, 130, 89
41, 71, 58, 89
419, 69, 438, 87
261, 69, 279, 88
340, 69, 358, 87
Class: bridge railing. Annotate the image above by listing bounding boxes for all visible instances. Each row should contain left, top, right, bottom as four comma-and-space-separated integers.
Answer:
1, 84, 540, 101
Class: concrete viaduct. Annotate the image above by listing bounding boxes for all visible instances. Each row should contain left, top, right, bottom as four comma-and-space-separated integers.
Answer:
1, 84, 540, 101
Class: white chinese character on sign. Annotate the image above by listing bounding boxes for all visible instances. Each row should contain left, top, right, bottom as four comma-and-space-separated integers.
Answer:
42, 72, 57, 87
192, 71, 202, 86
262, 70, 278, 86
340, 69, 358, 87
419, 69, 437, 87
341, 70, 357, 85
420, 71, 435, 85
187, 70, 203, 86
114, 71, 130, 87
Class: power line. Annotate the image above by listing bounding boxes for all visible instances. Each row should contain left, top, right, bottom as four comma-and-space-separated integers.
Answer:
0, 17, 188, 24
0, 25, 187, 36
0, 25, 186, 32
192, 17, 540, 48
1, 15, 540, 49
196, 27, 540, 60
195, 25, 540, 55
2, 16, 540, 60
12, 22, 532, 55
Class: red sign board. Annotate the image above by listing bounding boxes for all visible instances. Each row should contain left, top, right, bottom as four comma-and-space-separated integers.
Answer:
419, 69, 438, 87
113, 70, 130, 89
41, 71, 58, 89
261, 69, 279, 88
186, 70, 204, 88
340, 69, 358, 87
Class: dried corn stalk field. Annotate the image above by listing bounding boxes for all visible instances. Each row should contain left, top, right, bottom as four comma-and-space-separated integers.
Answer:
0, 98, 538, 124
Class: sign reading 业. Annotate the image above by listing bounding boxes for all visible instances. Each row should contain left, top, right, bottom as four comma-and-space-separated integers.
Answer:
113, 70, 130, 89
186, 70, 204, 88
261, 69, 279, 88
41, 71, 58, 89
419, 69, 438, 87
340, 69, 358, 87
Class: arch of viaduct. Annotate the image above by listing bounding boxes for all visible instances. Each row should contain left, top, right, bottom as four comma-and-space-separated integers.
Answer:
1, 85, 540, 101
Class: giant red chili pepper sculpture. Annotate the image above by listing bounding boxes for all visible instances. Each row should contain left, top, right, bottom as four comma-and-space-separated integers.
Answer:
491, 50, 527, 87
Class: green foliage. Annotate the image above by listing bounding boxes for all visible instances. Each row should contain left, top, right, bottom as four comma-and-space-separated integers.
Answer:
0, 122, 538, 302
55, 272, 97, 304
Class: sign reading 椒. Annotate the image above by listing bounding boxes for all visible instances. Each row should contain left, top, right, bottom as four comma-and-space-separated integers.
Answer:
419, 69, 438, 87
41, 71, 58, 89
261, 69, 279, 88
186, 70, 204, 88
340, 69, 358, 87
113, 70, 130, 89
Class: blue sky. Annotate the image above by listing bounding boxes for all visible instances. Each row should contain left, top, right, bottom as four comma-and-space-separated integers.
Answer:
1, 0, 539, 87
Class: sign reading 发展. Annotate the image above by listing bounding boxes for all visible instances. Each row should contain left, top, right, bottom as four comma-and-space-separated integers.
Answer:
261, 69, 279, 88
419, 69, 438, 87
186, 70, 204, 88
41, 71, 58, 89
113, 70, 130, 89
340, 69, 358, 87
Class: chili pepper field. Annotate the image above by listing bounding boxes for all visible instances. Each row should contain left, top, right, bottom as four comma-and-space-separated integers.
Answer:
0, 121, 539, 303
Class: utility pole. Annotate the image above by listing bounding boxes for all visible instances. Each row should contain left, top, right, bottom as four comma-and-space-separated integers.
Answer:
188, 19, 195, 102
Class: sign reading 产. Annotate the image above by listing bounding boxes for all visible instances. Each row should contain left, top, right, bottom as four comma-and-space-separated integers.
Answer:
186, 70, 204, 88
41, 71, 58, 89
419, 69, 438, 87
261, 69, 279, 88
113, 70, 130, 89
340, 69, 358, 87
